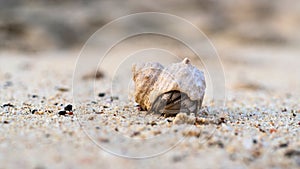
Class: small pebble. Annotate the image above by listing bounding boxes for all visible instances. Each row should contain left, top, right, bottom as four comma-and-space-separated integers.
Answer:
32, 94, 38, 98
56, 87, 69, 92
58, 110, 67, 116
95, 111, 104, 114
131, 131, 141, 137
98, 93, 105, 97
173, 113, 195, 125
64, 104, 73, 111
36, 111, 44, 115
259, 128, 266, 133
279, 143, 289, 148
150, 121, 157, 126
285, 150, 300, 158
3, 120, 10, 124
31, 109, 38, 114
2, 103, 14, 108
166, 119, 173, 123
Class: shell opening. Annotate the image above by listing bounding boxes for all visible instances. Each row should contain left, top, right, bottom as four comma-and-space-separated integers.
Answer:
150, 90, 197, 116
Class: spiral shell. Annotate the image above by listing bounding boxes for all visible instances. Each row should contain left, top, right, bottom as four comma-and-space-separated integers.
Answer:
132, 58, 206, 116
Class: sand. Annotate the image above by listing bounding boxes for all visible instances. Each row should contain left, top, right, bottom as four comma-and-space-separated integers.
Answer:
0, 45, 299, 169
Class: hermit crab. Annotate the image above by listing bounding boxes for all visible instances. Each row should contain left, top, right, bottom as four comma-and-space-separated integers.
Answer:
132, 58, 206, 116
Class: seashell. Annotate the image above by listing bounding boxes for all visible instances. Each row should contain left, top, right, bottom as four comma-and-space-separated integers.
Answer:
132, 58, 206, 116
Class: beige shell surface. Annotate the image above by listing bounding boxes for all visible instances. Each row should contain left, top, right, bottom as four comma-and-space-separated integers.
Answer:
132, 58, 206, 115
149, 58, 206, 104
132, 62, 164, 110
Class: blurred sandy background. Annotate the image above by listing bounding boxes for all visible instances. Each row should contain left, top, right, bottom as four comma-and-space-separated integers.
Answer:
1, 0, 300, 95
1, 0, 300, 51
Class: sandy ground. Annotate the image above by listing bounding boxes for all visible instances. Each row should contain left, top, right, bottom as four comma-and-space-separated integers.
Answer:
0, 43, 299, 169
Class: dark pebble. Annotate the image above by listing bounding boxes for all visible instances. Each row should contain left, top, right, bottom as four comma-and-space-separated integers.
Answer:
56, 87, 69, 92
167, 119, 173, 123
285, 150, 300, 158
31, 109, 38, 114
3, 120, 9, 124
58, 110, 67, 116
45, 110, 53, 114
259, 128, 266, 133
150, 121, 157, 126
98, 93, 106, 97
131, 131, 140, 137
32, 94, 38, 98
95, 111, 104, 114
217, 117, 226, 125
64, 104, 73, 111
2, 103, 14, 108
253, 139, 257, 144
279, 143, 289, 148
